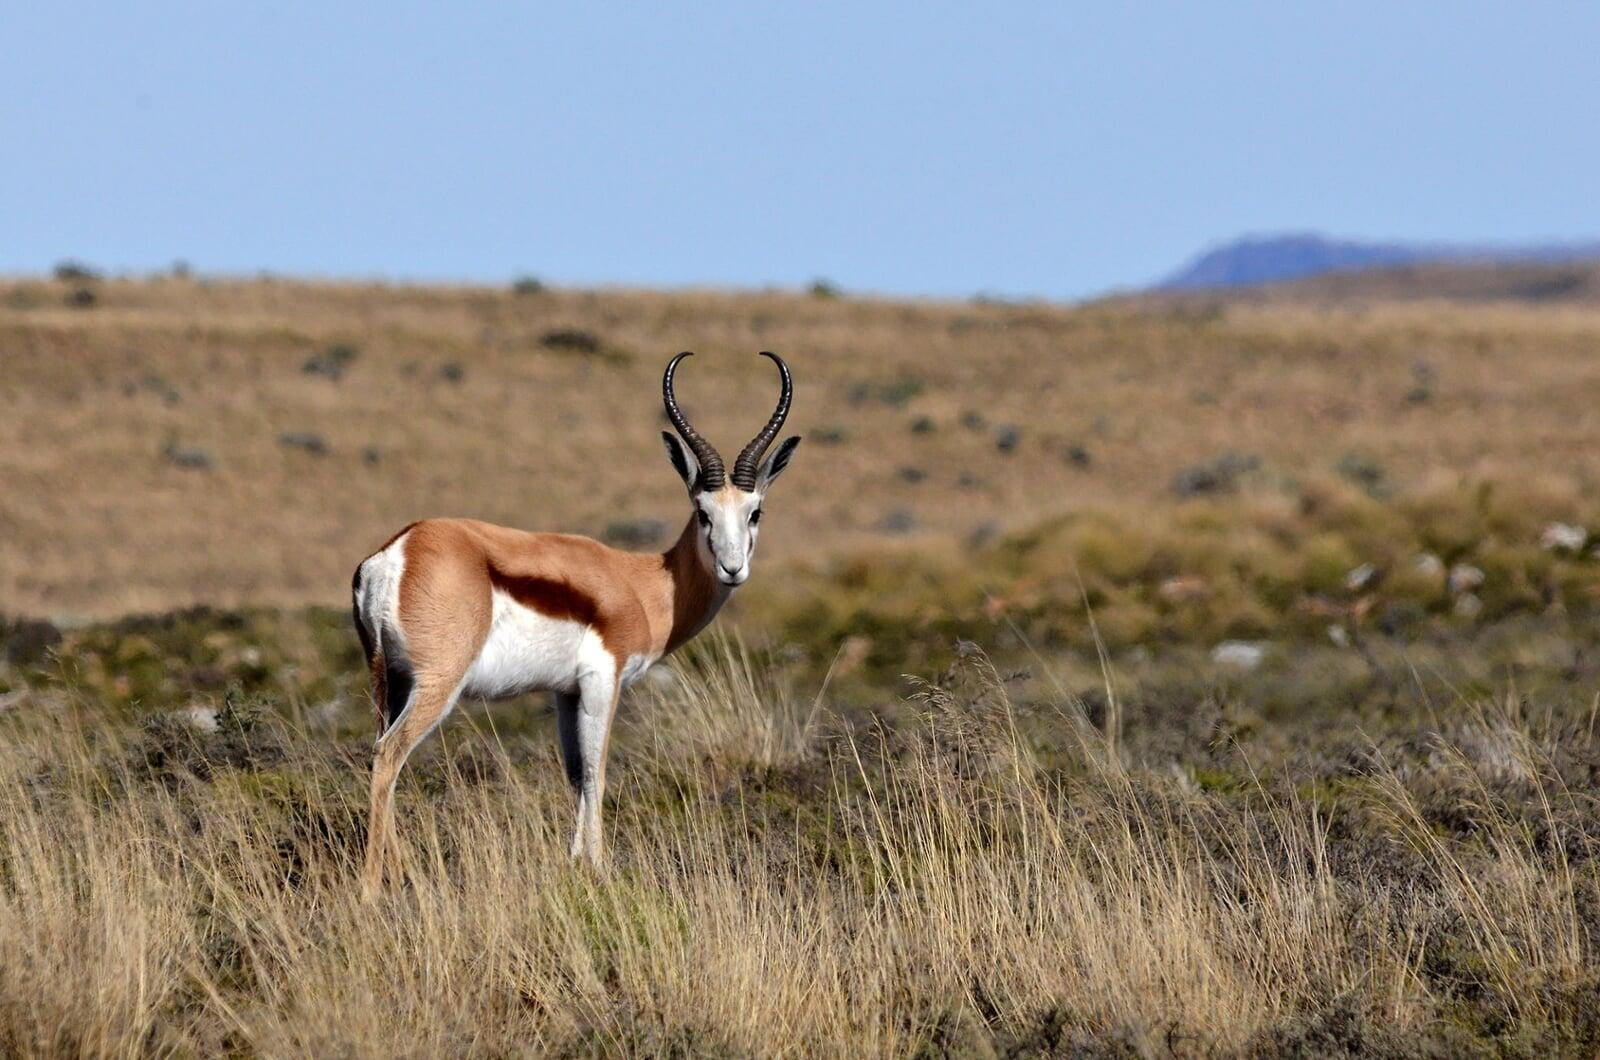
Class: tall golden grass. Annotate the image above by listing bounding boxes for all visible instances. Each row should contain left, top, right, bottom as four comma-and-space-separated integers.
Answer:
2, 639, 1593, 1056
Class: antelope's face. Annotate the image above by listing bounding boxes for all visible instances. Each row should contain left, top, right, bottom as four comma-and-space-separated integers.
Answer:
694, 486, 763, 586
660, 351, 802, 589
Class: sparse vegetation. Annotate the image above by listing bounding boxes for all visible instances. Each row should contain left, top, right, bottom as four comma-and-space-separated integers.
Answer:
301, 342, 359, 380
8, 273, 1600, 1054
52, 260, 99, 283
7, 277, 1600, 618
3, 630, 1600, 1055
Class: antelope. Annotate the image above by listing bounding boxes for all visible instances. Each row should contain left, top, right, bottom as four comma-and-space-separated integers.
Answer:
351, 351, 800, 892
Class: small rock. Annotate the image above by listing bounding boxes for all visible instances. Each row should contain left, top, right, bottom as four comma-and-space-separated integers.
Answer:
1447, 563, 1485, 594
174, 704, 219, 733
439, 361, 465, 383
1454, 593, 1483, 619
1540, 522, 1587, 553
1064, 443, 1091, 468
994, 425, 1021, 453
897, 466, 927, 484
1211, 640, 1267, 671
909, 415, 936, 434
878, 509, 916, 534
278, 432, 329, 456
1158, 576, 1208, 604
1344, 563, 1377, 592
603, 518, 666, 548
1413, 553, 1446, 581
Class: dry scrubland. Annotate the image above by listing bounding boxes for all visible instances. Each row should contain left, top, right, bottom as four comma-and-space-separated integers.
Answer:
6, 269, 1600, 617
7, 268, 1600, 1055
6, 638, 1600, 1056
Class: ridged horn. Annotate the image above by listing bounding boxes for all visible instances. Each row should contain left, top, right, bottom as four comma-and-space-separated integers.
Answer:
662, 351, 725, 491
731, 351, 793, 491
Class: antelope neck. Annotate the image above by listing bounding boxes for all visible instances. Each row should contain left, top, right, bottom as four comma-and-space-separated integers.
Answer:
661, 513, 731, 655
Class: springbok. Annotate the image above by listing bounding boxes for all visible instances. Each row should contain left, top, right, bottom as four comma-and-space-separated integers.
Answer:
351, 351, 800, 891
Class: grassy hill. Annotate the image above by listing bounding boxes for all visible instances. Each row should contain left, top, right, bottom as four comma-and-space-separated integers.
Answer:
7, 271, 1600, 620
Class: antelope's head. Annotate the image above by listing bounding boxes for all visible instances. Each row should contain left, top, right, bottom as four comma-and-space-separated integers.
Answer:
660, 351, 801, 587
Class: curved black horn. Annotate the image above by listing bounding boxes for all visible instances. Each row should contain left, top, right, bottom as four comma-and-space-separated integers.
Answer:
731, 351, 793, 490
663, 351, 725, 490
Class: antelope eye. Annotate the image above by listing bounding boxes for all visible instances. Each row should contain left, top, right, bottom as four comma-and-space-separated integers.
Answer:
749, 509, 762, 525
696, 510, 711, 528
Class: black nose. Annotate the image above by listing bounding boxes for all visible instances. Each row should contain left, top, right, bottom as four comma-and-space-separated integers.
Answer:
720, 563, 740, 578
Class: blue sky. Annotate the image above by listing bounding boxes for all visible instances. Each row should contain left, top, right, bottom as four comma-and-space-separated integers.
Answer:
3, 3, 1597, 298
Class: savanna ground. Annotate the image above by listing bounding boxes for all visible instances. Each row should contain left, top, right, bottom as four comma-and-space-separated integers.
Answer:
6, 266, 1600, 1055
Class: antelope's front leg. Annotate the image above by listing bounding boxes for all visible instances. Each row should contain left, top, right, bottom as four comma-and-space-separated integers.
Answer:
554, 692, 587, 860
574, 667, 620, 870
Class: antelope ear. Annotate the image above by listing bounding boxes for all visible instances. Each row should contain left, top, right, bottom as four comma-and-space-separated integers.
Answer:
661, 431, 699, 490
756, 435, 801, 489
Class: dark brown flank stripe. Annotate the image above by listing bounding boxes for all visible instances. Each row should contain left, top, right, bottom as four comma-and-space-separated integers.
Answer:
486, 563, 608, 643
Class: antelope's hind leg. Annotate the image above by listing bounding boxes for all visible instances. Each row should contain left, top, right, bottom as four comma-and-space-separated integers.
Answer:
361, 592, 490, 895
362, 669, 470, 896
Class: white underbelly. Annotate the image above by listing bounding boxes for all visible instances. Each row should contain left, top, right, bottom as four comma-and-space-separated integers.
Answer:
462, 591, 590, 700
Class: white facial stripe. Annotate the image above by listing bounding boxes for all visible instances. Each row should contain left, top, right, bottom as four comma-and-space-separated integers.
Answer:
698, 489, 763, 585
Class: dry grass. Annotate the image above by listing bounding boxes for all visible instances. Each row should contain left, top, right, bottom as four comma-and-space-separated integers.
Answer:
9, 271, 1600, 1055
7, 274, 1600, 618
3, 640, 1598, 1057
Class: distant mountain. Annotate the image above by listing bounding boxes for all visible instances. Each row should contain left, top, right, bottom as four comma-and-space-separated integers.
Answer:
1158, 233, 1600, 291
